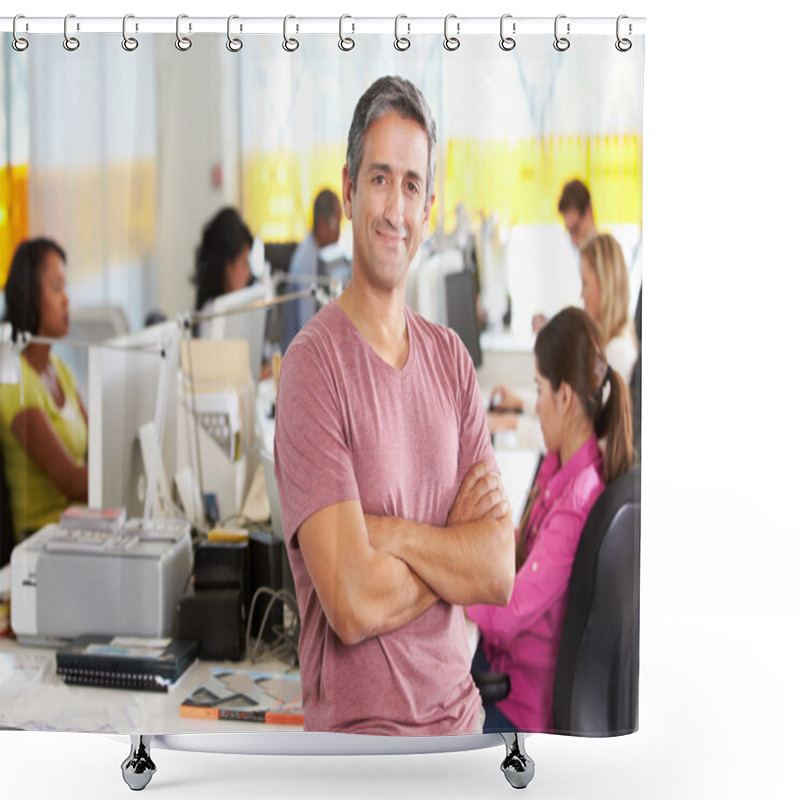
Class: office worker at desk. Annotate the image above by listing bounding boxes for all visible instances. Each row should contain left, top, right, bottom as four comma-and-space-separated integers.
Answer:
274, 76, 515, 735
192, 206, 254, 316
468, 307, 634, 733
1, 239, 88, 542
578, 232, 638, 385
489, 232, 637, 445
279, 189, 343, 354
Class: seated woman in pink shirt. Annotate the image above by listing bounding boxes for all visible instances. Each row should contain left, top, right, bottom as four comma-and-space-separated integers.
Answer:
467, 306, 634, 733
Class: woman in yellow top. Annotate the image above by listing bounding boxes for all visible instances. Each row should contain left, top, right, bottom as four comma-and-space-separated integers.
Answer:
1, 239, 88, 542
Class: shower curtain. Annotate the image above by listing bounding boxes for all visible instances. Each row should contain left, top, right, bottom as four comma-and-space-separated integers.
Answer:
0, 11, 645, 788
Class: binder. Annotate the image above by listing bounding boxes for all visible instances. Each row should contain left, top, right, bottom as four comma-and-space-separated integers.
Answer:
56, 635, 200, 692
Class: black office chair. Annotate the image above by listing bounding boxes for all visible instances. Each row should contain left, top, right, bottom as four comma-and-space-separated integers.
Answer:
552, 464, 641, 736
630, 287, 642, 460
0, 444, 15, 568
472, 465, 641, 736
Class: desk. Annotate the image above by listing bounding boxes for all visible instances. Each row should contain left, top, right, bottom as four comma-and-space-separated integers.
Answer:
0, 636, 301, 734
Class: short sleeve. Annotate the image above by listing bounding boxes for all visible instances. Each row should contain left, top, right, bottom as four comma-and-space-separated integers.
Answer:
453, 335, 497, 482
273, 338, 361, 544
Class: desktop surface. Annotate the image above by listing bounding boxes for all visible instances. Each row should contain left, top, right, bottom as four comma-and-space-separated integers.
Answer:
0, 634, 300, 735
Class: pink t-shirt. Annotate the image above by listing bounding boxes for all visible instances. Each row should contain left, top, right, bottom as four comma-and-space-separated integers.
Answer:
274, 301, 494, 735
467, 435, 605, 732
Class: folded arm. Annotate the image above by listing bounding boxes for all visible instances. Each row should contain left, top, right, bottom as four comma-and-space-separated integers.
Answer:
365, 462, 516, 608
296, 499, 440, 647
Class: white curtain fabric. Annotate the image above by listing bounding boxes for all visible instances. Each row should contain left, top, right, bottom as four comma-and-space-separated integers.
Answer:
4, 31, 643, 359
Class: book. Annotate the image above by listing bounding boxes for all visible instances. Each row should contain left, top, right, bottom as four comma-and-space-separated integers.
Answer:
56, 635, 200, 692
60, 506, 126, 534
180, 667, 303, 725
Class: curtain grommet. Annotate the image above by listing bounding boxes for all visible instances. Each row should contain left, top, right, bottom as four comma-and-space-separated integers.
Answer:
338, 15, 355, 51
444, 14, 460, 52
63, 13, 80, 52
394, 15, 411, 51
500, 14, 516, 51
554, 14, 570, 52
226, 15, 243, 52
175, 14, 192, 51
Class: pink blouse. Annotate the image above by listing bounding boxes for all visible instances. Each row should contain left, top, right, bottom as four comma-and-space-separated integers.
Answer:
467, 435, 605, 732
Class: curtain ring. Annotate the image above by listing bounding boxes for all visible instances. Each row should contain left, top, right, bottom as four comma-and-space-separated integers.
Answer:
226, 15, 243, 52
615, 15, 632, 52
122, 14, 139, 52
283, 15, 299, 52
175, 14, 192, 51
499, 14, 516, 51
553, 14, 570, 52
394, 15, 411, 51
338, 15, 355, 51
443, 14, 460, 51
63, 13, 80, 51
12, 15, 29, 52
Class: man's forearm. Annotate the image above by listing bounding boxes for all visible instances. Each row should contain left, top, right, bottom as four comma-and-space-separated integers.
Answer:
297, 501, 441, 647
365, 514, 515, 607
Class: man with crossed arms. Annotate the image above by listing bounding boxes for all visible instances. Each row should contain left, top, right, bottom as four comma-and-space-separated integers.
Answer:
275, 76, 514, 735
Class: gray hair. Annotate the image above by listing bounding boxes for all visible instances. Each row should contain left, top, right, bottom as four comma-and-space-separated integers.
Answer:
346, 76, 437, 205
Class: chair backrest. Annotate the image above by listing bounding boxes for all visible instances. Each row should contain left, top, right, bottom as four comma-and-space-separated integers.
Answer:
630, 287, 642, 459
0, 442, 15, 567
552, 464, 641, 736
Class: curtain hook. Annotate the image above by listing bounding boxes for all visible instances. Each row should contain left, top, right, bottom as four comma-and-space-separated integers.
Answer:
122, 14, 139, 52
499, 14, 516, 51
553, 14, 570, 52
226, 15, 243, 52
615, 15, 632, 52
338, 14, 355, 51
394, 15, 411, 51
443, 14, 460, 51
175, 14, 192, 51
283, 15, 299, 52
63, 13, 80, 51
12, 15, 29, 52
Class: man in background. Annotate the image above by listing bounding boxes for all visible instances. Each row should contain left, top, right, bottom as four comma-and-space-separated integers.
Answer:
531, 178, 598, 333
280, 188, 342, 353
558, 178, 597, 250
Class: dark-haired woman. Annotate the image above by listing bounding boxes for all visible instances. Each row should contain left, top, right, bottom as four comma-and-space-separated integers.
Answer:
467, 307, 634, 733
192, 207, 254, 314
1, 239, 88, 542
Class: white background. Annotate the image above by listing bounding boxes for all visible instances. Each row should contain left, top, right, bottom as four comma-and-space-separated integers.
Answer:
2, 1, 799, 798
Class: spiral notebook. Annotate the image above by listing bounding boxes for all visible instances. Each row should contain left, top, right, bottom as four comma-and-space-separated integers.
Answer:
55, 635, 200, 692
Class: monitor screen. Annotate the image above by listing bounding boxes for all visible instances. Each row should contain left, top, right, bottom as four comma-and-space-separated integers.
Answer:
445, 270, 483, 369
87, 321, 180, 517
203, 280, 274, 385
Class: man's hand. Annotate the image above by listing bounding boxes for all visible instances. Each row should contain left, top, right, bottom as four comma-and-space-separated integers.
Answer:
447, 461, 508, 526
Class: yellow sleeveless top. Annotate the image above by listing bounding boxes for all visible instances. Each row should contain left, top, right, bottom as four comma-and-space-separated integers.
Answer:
0, 352, 88, 541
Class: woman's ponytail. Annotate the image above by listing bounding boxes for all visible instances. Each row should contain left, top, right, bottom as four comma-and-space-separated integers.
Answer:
595, 367, 634, 484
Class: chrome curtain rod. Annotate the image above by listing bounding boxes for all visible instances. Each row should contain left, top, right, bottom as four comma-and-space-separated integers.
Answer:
1, 15, 646, 38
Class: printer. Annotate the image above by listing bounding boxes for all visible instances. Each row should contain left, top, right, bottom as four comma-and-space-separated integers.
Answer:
10, 518, 193, 646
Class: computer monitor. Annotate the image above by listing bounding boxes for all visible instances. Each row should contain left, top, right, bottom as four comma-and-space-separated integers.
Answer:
264, 242, 298, 277
203, 280, 274, 385
87, 321, 180, 517
445, 270, 483, 368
